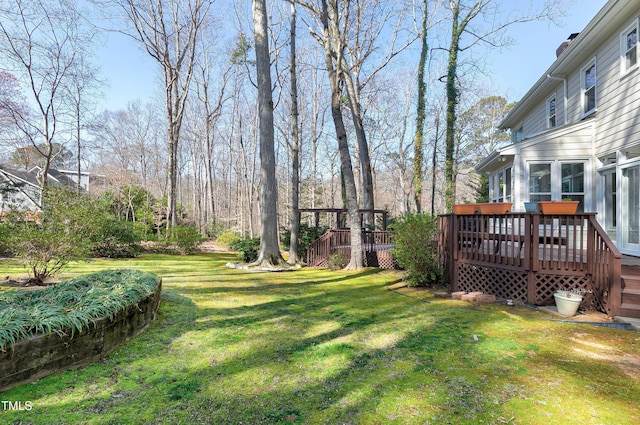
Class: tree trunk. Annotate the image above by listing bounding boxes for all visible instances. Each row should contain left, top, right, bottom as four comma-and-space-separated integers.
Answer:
289, 2, 301, 264
322, 0, 362, 270
414, 0, 428, 214
342, 70, 374, 220
251, 0, 284, 266
431, 112, 440, 216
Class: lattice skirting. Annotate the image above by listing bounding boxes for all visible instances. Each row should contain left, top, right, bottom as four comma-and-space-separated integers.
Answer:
456, 264, 528, 302
535, 274, 593, 307
316, 249, 398, 269
364, 251, 397, 269
456, 263, 597, 308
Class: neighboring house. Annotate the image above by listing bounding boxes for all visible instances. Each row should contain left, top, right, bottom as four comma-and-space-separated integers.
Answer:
0, 166, 94, 212
476, 0, 640, 257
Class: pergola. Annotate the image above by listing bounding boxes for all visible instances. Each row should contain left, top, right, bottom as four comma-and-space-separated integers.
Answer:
298, 208, 389, 231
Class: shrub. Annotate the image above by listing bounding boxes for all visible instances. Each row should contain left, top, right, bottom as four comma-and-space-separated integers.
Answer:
7, 188, 99, 282
216, 229, 241, 248
0, 269, 160, 350
0, 221, 11, 257
169, 225, 205, 255
230, 237, 260, 263
91, 219, 142, 258
281, 224, 328, 259
390, 213, 444, 287
328, 252, 348, 270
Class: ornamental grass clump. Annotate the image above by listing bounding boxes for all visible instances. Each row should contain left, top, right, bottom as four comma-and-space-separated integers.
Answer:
0, 269, 160, 351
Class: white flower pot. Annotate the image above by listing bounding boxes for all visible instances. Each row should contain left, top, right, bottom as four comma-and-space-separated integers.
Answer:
553, 291, 583, 317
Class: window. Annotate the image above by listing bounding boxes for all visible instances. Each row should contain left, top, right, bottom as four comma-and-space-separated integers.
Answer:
621, 20, 638, 74
514, 127, 523, 143
529, 163, 551, 202
547, 95, 556, 128
528, 161, 587, 211
561, 162, 585, 211
581, 60, 596, 115
490, 167, 512, 203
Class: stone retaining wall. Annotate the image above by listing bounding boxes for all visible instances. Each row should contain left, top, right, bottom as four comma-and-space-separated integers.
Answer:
0, 280, 162, 392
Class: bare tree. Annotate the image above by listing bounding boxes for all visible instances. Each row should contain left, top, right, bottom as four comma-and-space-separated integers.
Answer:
64, 56, 103, 193
192, 33, 232, 232
442, 0, 560, 210
103, 0, 213, 228
0, 0, 91, 194
340, 0, 415, 223
252, 0, 285, 266
413, 0, 428, 213
296, 0, 363, 270
288, 1, 302, 264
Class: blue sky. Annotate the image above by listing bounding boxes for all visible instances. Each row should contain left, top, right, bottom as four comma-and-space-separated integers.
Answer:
95, 0, 608, 112
485, 0, 608, 100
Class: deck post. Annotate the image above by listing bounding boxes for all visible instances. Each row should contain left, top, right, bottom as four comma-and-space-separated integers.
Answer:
527, 213, 540, 304
450, 214, 459, 292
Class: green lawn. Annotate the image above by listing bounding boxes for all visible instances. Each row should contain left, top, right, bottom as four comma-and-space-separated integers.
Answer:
1, 253, 639, 424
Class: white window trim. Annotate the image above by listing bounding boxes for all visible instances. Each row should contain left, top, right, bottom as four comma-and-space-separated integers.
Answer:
620, 18, 639, 77
580, 57, 597, 118
489, 165, 512, 203
546, 94, 557, 129
525, 159, 590, 204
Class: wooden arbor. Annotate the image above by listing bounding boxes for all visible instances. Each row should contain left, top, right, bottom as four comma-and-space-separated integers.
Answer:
298, 208, 389, 230
299, 208, 395, 269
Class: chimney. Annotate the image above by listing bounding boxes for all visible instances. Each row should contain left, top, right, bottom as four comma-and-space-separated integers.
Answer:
556, 33, 580, 58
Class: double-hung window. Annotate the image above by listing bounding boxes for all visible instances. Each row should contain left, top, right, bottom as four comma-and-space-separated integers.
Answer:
581, 59, 596, 116
621, 20, 638, 74
547, 95, 556, 128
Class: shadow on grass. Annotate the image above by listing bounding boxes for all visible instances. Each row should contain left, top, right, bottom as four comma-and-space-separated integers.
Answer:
3, 253, 639, 424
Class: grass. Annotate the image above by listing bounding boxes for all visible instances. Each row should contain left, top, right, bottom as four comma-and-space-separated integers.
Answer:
0, 253, 639, 424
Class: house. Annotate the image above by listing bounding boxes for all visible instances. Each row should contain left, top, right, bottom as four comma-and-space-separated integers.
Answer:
0, 166, 95, 212
476, 0, 640, 257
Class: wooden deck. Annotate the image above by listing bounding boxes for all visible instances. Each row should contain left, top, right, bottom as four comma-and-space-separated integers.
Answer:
438, 212, 638, 318
305, 229, 396, 269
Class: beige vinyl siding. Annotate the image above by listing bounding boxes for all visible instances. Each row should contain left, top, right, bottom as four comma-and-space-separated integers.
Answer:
519, 131, 593, 159
594, 24, 640, 156
518, 86, 564, 140
565, 71, 582, 124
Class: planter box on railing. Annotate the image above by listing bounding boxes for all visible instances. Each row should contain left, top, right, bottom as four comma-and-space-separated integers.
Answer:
452, 204, 479, 215
478, 202, 512, 214
538, 201, 579, 214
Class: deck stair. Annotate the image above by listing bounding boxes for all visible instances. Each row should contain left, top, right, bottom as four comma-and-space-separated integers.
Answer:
619, 264, 640, 319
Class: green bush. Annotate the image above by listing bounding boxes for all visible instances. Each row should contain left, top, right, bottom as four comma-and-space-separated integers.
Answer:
91, 219, 142, 258
216, 229, 241, 248
230, 237, 260, 263
169, 225, 205, 255
8, 188, 99, 282
328, 252, 348, 270
0, 269, 160, 350
281, 224, 328, 259
0, 221, 11, 257
390, 213, 444, 287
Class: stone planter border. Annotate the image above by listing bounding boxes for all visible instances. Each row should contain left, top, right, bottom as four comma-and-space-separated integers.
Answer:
0, 279, 162, 392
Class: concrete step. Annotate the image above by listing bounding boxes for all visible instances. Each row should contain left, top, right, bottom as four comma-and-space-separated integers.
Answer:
614, 316, 640, 331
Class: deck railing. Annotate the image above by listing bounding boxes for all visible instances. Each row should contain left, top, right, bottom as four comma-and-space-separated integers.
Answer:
306, 229, 395, 269
439, 212, 622, 315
